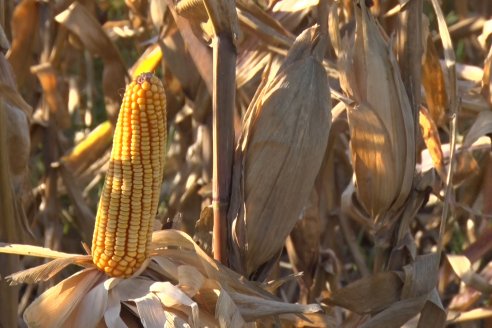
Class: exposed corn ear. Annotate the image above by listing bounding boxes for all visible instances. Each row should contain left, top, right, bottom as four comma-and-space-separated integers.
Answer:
92, 73, 166, 278
61, 120, 114, 175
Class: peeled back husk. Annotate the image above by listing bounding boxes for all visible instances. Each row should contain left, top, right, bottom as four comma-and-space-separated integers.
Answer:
228, 26, 331, 279
338, 0, 415, 221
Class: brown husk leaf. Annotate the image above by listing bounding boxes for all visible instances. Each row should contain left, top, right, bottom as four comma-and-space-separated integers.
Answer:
338, 0, 415, 221
228, 25, 331, 279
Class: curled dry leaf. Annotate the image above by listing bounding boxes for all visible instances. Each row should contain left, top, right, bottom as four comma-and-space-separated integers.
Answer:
339, 0, 415, 220
6, 0, 38, 86
228, 25, 331, 279
419, 106, 445, 176
422, 28, 448, 127
326, 271, 402, 314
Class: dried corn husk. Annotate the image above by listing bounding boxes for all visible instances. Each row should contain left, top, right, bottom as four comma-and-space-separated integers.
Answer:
339, 0, 415, 221
1, 229, 325, 327
228, 26, 331, 279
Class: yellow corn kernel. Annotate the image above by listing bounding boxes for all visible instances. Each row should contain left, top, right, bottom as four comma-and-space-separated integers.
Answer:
91, 73, 166, 278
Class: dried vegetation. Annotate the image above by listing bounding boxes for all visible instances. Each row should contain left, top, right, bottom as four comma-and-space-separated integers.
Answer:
0, 0, 492, 327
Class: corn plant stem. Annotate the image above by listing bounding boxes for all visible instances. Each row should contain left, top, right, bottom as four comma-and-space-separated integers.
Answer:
211, 34, 236, 264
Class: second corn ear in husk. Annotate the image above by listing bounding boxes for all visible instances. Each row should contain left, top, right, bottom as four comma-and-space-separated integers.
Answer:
339, 1, 415, 221
228, 26, 331, 279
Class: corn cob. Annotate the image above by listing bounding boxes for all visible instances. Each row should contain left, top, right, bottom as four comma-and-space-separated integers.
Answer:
91, 73, 166, 278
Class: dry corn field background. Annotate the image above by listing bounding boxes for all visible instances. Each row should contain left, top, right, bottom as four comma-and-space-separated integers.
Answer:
1, 0, 492, 327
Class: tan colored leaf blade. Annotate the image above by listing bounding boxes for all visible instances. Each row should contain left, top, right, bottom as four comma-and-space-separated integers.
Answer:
401, 253, 440, 299
327, 271, 402, 314
23, 269, 102, 327
447, 307, 492, 323
216, 288, 246, 328
0, 242, 80, 259
105, 287, 127, 328
463, 110, 492, 149
6, 0, 38, 86
422, 32, 447, 126
417, 289, 446, 328
7, 255, 91, 285
230, 291, 321, 320
360, 293, 428, 328
70, 280, 109, 328
419, 106, 444, 175
447, 255, 492, 293
150, 281, 199, 325
178, 265, 206, 297
133, 293, 167, 328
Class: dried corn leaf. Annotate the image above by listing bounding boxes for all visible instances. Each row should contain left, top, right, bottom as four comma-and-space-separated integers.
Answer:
483, 45, 492, 106
286, 189, 322, 303
150, 281, 199, 325
149, 0, 168, 29
447, 308, 492, 323
328, 2, 342, 57
452, 151, 479, 186
133, 293, 168, 328
229, 25, 331, 278
23, 269, 102, 327
463, 110, 492, 149
69, 280, 108, 328
216, 287, 246, 327
7, 255, 91, 285
0, 242, 82, 259
417, 289, 446, 328
6, 0, 38, 86
447, 255, 492, 294
419, 106, 444, 176
422, 32, 447, 126
361, 292, 429, 328
339, 0, 415, 220
327, 271, 402, 314
151, 229, 325, 322
401, 253, 440, 299
236, 5, 292, 49
231, 291, 321, 320
178, 265, 205, 297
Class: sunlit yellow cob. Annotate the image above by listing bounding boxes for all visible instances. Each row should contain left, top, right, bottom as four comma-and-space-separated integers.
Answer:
92, 73, 166, 278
